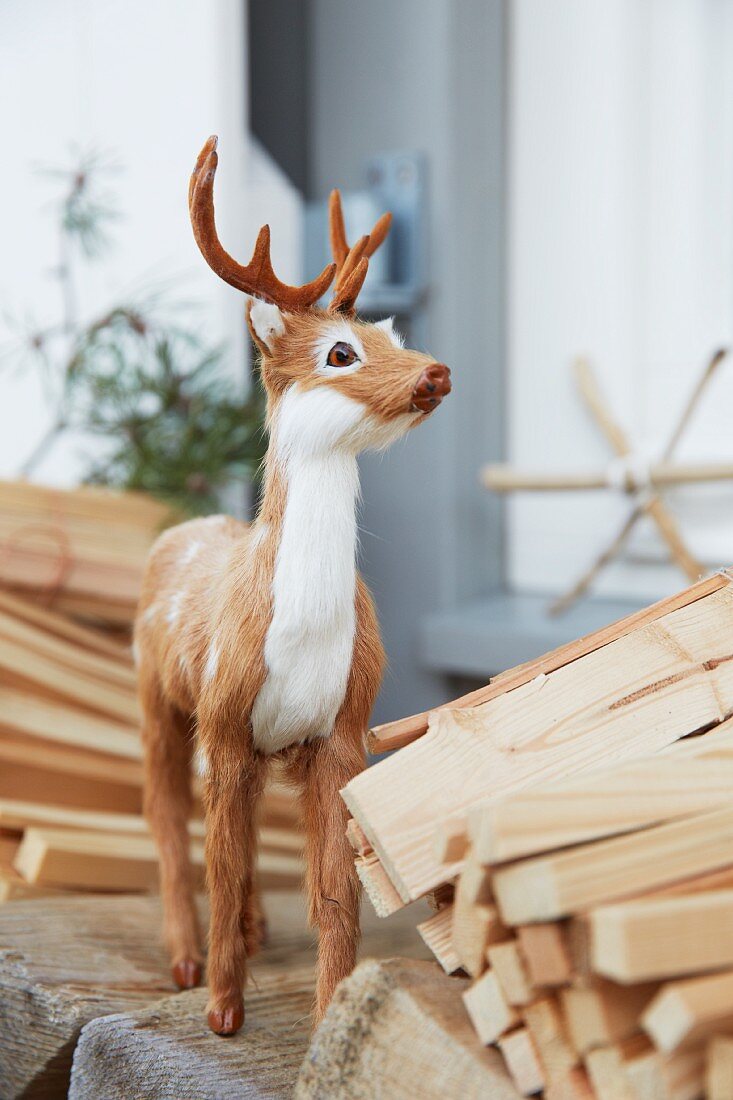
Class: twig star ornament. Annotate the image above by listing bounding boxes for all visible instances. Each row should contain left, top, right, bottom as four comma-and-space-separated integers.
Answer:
483, 349, 730, 615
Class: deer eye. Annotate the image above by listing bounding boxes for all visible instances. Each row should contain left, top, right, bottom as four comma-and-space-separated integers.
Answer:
326, 341, 359, 368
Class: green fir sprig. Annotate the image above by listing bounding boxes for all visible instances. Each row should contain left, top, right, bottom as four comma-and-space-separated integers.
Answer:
4, 149, 266, 516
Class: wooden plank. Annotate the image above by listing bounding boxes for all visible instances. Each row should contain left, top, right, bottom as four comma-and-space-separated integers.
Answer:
346, 818, 371, 855
642, 972, 733, 1054
522, 996, 578, 1083
498, 1027, 545, 1096
561, 980, 658, 1056
0, 685, 141, 759
0, 588, 131, 661
591, 891, 733, 982
0, 730, 142, 786
493, 806, 733, 924
0, 607, 137, 689
69, 973, 313, 1100
296, 958, 520, 1099
584, 1034, 652, 1100
354, 851, 404, 917
451, 845, 500, 976
487, 940, 536, 1007
13, 827, 303, 892
462, 968, 520, 1044
0, 866, 67, 903
545, 1066, 596, 1100
517, 923, 572, 987
0, 631, 139, 723
368, 572, 730, 753
0, 800, 300, 857
707, 1035, 733, 1100
346, 585, 733, 906
0, 757, 142, 814
625, 1045, 705, 1100
452, 902, 507, 979
0, 889, 433, 1099
416, 905, 462, 974
470, 741, 733, 865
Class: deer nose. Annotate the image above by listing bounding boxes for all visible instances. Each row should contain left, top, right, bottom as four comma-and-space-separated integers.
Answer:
411, 363, 452, 413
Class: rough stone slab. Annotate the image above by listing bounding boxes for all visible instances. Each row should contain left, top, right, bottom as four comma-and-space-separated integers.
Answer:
296, 958, 520, 1099
0, 891, 430, 1099
69, 971, 314, 1100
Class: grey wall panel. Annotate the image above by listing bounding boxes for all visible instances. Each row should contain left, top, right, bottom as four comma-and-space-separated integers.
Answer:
308, 0, 506, 724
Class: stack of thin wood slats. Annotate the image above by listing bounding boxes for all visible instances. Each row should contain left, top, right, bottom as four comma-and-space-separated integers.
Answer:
0, 478, 174, 628
343, 572, 733, 1099
0, 481, 303, 904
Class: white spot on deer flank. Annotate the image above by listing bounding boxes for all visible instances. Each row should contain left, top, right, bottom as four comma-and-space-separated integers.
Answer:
180, 540, 203, 566
204, 634, 220, 682
166, 592, 184, 626
193, 744, 208, 778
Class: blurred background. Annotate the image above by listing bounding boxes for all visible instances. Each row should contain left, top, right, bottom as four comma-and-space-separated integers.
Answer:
2, 0, 733, 733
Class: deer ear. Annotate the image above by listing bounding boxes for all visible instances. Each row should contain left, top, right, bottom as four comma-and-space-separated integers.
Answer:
247, 298, 285, 355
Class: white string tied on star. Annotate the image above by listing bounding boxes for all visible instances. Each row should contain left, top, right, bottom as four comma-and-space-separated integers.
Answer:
605, 454, 654, 496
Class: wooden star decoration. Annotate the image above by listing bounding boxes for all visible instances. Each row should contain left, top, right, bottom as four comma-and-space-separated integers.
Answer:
483, 349, 731, 615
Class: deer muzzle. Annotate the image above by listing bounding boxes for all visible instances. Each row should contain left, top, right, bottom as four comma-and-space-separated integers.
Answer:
411, 363, 452, 413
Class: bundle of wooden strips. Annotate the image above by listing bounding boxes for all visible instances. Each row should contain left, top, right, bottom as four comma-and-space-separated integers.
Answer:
344, 572, 733, 1098
0, 588, 303, 904
0, 479, 176, 628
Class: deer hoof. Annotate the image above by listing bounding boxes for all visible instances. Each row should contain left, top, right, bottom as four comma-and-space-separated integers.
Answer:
208, 999, 245, 1037
172, 959, 202, 990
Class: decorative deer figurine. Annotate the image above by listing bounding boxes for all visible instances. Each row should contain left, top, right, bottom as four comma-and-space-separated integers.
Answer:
135, 135, 451, 1037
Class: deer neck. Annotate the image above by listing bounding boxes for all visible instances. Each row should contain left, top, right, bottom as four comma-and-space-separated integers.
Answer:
247, 386, 362, 752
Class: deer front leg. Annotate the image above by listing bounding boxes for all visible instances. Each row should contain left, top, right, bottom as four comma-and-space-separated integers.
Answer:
295, 730, 366, 1026
203, 739, 267, 1037
140, 674, 203, 989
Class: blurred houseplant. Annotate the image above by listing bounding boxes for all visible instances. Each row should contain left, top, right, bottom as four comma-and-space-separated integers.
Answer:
5, 150, 266, 516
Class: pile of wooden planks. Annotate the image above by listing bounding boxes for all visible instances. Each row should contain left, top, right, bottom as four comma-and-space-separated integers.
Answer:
0, 483, 304, 903
344, 572, 733, 1098
0, 478, 175, 628
0, 588, 303, 901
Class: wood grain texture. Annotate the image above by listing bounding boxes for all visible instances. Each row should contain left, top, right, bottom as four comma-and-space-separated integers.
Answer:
367, 572, 730, 753
707, 1034, 733, 1100
0, 890, 431, 1099
498, 1027, 545, 1096
416, 905, 462, 974
296, 958, 520, 1099
69, 974, 314, 1100
493, 806, 733, 924
642, 971, 733, 1054
591, 891, 733, 983
560, 979, 658, 1056
487, 940, 536, 1007
347, 585, 733, 906
625, 1044, 706, 1099
469, 731, 733, 864
462, 968, 519, 1044
522, 996, 578, 1083
12, 826, 303, 893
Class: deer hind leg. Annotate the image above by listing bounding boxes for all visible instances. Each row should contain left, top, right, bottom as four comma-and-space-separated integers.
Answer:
140, 674, 202, 989
203, 736, 267, 1037
290, 729, 366, 1026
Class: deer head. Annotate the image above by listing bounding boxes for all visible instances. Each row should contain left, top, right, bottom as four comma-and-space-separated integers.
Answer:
190, 136, 451, 457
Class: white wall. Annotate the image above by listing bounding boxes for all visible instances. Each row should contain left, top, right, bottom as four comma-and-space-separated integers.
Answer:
0, 0, 253, 485
508, 0, 733, 600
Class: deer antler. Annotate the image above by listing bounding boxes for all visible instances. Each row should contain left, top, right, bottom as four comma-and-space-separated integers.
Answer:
328, 189, 392, 314
190, 136, 336, 311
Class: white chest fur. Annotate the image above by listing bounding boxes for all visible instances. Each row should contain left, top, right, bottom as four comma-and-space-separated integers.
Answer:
250, 447, 359, 754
